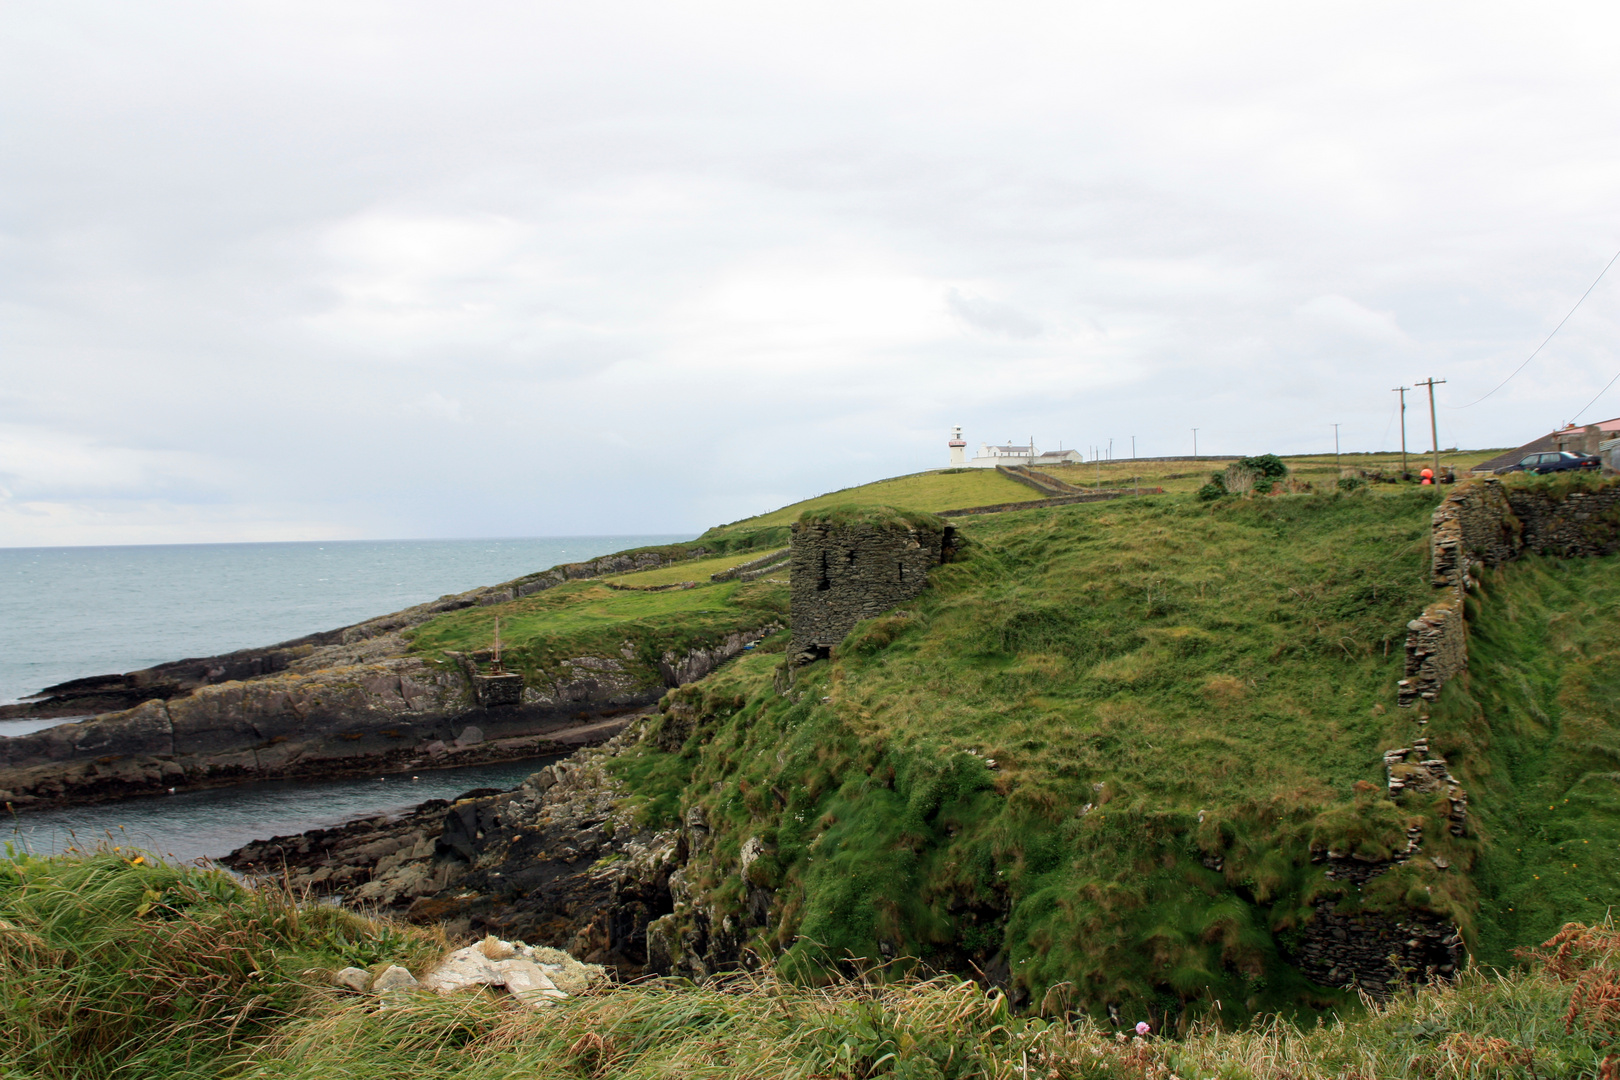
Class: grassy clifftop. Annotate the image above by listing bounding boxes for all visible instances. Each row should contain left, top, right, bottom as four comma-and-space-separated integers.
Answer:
632, 489, 1457, 1016
381, 452, 1620, 1025
398, 465, 1617, 1019
606, 479, 1616, 1022
1430, 551, 1620, 962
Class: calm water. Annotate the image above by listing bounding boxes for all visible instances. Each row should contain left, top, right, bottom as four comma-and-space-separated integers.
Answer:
0, 535, 688, 713
0, 536, 678, 855
4, 756, 560, 864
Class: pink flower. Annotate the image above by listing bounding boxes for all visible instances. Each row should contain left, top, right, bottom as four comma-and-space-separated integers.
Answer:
1135, 1021, 1151, 1036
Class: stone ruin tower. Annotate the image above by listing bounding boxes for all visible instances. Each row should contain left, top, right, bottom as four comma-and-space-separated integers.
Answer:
788, 506, 954, 665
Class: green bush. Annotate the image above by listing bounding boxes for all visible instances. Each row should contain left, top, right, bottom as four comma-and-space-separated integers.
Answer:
1239, 454, 1290, 480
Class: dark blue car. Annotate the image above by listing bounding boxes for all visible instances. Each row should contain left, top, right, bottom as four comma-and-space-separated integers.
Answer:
1497, 450, 1600, 474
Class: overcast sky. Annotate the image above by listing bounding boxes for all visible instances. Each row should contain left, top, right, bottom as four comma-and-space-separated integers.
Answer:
5, 1, 1620, 546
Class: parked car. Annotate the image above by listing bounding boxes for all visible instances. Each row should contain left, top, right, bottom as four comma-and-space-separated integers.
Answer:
1496, 450, 1600, 474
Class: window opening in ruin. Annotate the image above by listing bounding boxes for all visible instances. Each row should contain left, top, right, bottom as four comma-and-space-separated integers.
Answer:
897, 562, 905, 583
817, 552, 831, 591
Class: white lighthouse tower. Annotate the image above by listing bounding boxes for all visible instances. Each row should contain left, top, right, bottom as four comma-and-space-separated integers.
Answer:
948, 425, 967, 466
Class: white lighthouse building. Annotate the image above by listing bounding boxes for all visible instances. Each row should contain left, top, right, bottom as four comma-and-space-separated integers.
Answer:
947, 427, 1083, 468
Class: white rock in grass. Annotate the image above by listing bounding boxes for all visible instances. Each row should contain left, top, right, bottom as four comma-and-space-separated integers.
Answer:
523, 946, 606, 994
372, 965, 419, 993
333, 966, 372, 992
421, 945, 505, 994
496, 958, 569, 1006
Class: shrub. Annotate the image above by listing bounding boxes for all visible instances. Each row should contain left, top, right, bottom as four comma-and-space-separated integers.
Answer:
1239, 454, 1289, 480
1197, 471, 1228, 501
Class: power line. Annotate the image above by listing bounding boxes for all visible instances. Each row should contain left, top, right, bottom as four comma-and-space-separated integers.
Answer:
1570, 369, 1620, 426
1452, 247, 1620, 409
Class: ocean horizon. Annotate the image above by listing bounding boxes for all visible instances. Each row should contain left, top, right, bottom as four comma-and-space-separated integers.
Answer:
0, 534, 691, 711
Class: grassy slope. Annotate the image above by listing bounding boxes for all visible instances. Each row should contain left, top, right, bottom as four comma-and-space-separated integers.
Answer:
406, 576, 788, 692
607, 550, 786, 587
702, 469, 1045, 536
1428, 552, 1620, 964
630, 489, 1479, 1018
403, 459, 1605, 1019
2, 853, 1612, 1080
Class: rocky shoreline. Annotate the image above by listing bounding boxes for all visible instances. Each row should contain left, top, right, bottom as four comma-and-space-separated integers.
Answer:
0, 623, 776, 811
224, 721, 685, 978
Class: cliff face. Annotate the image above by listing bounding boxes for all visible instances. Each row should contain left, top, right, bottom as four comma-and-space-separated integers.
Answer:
223, 724, 681, 978
0, 625, 775, 809
0, 535, 796, 809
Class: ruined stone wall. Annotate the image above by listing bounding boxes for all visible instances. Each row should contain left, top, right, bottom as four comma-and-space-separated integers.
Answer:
1293, 899, 1464, 996
1428, 478, 1521, 594
1399, 478, 1620, 707
708, 548, 790, 583
1507, 486, 1620, 557
788, 512, 950, 664
1398, 603, 1467, 707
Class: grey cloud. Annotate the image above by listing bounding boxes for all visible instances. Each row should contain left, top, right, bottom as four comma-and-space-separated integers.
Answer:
946, 289, 1044, 339
4, 2, 1620, 544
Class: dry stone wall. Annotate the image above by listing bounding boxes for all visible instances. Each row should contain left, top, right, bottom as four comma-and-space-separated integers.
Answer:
1399, 477, 1620, 707
1506, 486, 1620, 557
1293, 900, 1464, 995
788, 512, 951, 664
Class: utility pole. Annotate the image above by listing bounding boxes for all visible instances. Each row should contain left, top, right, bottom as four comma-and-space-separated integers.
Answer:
1416, 377, 1446, 476
1192, 428, 1199, 457
1332, 423, 1341, 469
1392, 386, 1410, 476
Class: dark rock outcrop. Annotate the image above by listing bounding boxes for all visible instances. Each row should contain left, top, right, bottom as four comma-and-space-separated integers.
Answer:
228, 723, 683, 978
0, 623, 774, 809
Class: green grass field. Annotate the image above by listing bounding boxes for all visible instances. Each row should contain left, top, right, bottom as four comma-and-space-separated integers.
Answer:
702, 468, 1045, 535
6, 848, 1613, 1075
1, 851, 1612, 1080
1041, 449, 1508, 496
406, 576, 787, 692
606, 550, 786, 587
701, 451, 1513, 542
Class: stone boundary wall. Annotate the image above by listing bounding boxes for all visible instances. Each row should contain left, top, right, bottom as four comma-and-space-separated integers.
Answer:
1428, 478, 1521, 594
1293, 899, 1464, 995
995, 464, 1084, 496
709, 548, 790, 583
1507, 486, 1620, 558
736, 559, 790, 583
938, 488, 1164, 518
1398, 477, 1620, 707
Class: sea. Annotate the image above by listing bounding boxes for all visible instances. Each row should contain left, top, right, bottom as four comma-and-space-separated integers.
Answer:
0, 535, 687, 860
